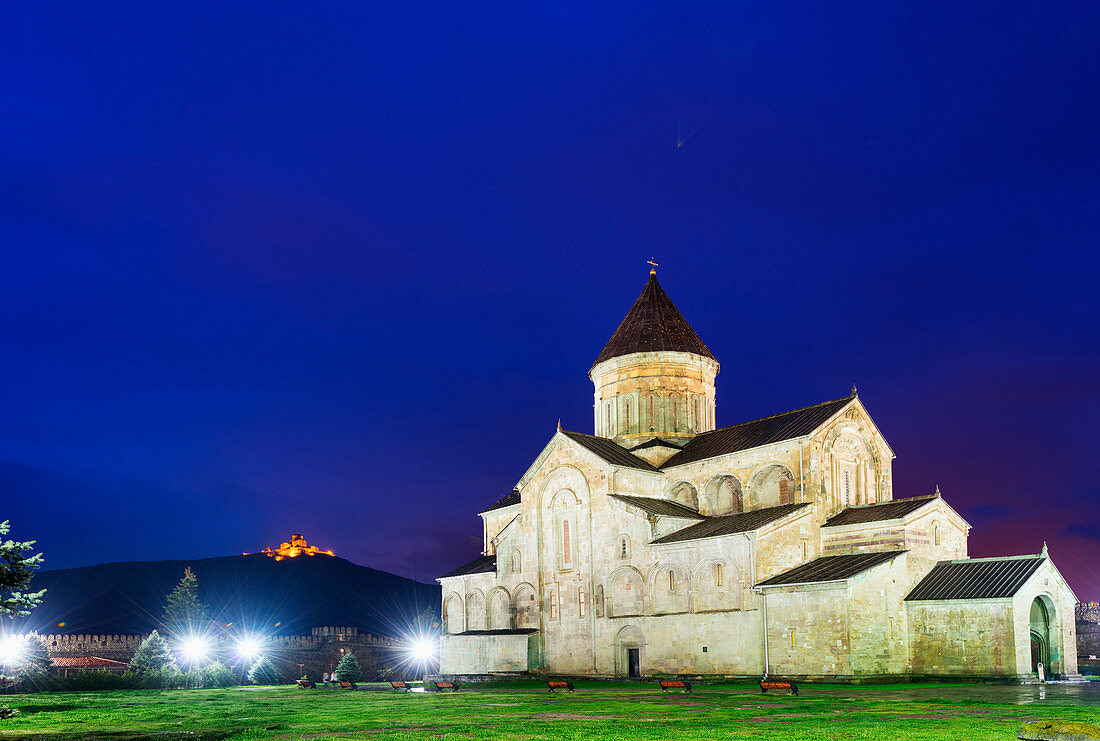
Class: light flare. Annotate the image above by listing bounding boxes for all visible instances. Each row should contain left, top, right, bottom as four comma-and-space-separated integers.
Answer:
0, 634, 25, 667
180, 635, 211, 664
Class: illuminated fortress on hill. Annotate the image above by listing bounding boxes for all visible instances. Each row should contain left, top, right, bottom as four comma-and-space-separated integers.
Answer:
248, 533, 335, 561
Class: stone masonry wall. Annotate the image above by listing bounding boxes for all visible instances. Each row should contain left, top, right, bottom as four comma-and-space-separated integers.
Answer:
907, 601, 1016, 676
42, 628, 404, 682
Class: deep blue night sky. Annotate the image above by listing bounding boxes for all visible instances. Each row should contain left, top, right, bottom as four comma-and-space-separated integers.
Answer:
3, 3, 1098, 599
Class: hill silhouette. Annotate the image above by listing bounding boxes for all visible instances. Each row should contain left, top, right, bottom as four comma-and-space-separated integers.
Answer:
12, 553, 440, 638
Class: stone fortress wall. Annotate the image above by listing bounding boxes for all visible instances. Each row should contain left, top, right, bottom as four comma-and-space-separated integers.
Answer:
43, 626, 407, 682
1077, 603, 1100, 675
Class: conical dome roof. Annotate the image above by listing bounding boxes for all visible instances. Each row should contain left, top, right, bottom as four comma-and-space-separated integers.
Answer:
592, 272, 716, 367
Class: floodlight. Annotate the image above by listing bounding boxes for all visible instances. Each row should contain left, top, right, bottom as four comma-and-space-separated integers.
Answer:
0, 635, 24, 667
236, 635, 262, 660
409, 637, 435, 662
180, 635, 211, 663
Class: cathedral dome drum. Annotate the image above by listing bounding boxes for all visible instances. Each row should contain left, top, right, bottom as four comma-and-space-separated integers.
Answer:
589, 270, 719, 444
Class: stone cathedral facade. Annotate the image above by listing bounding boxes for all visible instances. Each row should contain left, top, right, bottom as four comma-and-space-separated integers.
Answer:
438, 271, 1079, 681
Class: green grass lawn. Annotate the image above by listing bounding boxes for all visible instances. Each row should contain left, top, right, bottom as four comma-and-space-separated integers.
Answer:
1, 681, 1098, 741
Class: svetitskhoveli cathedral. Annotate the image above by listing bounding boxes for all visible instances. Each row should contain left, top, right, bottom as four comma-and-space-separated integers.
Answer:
438, 270, 1080, 681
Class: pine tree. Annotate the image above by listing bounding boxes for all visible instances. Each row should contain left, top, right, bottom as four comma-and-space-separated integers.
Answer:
130, 630, 176, 673
0, 521, 45, 618
163, 567, 206, 637
199, 660, 236, 688
334, 652, 362, 682
17, 635, 50, 678
247, 655, 278, 685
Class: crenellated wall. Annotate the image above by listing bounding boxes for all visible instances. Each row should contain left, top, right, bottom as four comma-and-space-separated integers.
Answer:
42, 627, 407, 682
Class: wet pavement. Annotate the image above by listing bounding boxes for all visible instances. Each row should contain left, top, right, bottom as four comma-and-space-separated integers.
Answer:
796, 682, 1100, 706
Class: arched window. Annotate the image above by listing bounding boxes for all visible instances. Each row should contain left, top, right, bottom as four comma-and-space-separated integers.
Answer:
933, 522, 940, 546
578, 587, 587, 617
619, 536, 630, 559
625, 399, 631, 432
551, 489, 578, 570
606, 403, 611, 434
779, 478, 790, 505
716, 562, 723, 587
561, 520, 571, 566
511, 550, 521, 573
549, 589, 558, 619
668, 569, 676, 592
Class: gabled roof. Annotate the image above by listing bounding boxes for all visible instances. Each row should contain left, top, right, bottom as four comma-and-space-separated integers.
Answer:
592, 272, 716, 367
439, 554, 497, 579
651, 502, 811, 544
756, 551, 904, 588
905, 556, 1045, 601
610, 494, 706, 519
824, 494, 938, 527
661, 394, 854, 468
560, 430, 662, 472
482, 490, 520, 513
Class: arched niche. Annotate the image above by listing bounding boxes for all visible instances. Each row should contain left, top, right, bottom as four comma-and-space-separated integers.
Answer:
443, 593, 464, 634
608, 566, 645, 617
650, 562, 690, 615
513, 583, 538, 629
667, 481, 699, 510
465, 590, 485, 631
538, 467, 590, 573
487, 588, 512, 629
747, 464, 795, 510
692, 558, 742, 612
822, 425, 881, 510
703, 474, 742, 515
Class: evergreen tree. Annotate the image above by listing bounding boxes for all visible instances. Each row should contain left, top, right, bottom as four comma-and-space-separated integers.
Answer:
334, 652, 362, 682
247, 655, 278, 685
12, 635, 50, 691
17, 634, 50, 678
163, 567, 206, 637
0, 521, 45, 619
199, 660, 236, 688
130, 630, 176, 673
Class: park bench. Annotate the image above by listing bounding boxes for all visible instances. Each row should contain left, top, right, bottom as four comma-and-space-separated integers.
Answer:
390, 681, 411, 691
296, 679, 316, 689
547, 680, 575, 693
759, 679, 798, 695
340, 681, 358, 690
433, 680, 459, 692
657, 679, 692, 692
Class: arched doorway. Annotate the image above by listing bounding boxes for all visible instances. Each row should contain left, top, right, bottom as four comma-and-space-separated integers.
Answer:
1030, 596, 1054, 673
615, 626, 645, 678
